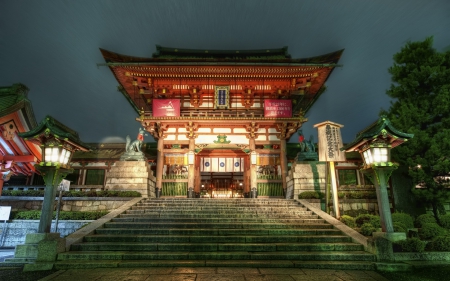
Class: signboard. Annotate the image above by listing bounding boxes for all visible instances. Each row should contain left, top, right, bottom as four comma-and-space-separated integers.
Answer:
214, 86, 230, 109
59, 179, 71, 191
264, 100, 292, 117
0, 206, 11, 221
152, 99, 180, 117
314, 121, 346, 162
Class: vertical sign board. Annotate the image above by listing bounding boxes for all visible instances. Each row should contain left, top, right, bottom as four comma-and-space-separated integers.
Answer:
152, 99, 180, 117
314, 121, 346, 162
264, 100, 292, 117
0, 206, 11, 221
313, 121, 346, 219
214, 86, 230, 109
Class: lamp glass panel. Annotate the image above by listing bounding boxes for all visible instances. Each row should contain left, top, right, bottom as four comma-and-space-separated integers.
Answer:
51, 147, 59, 162
44, 148, 52, 162
380, 147, 388, 162
373, 148, 381, 163
59, 149, 67, 163
363, 150, 373, 165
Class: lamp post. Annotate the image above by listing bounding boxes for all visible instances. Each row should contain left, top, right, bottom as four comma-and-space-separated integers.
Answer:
341, 117, 413, 236
19, 116, 89, 233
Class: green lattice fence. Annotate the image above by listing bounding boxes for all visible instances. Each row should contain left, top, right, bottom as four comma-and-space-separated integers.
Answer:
162, 182, 188, 196
257, 182, 283, 196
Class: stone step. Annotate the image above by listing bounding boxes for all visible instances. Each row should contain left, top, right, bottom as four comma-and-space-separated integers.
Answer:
131, 206, 310, 211
103, 222, 332, 229
118, 213, 313, 219
95, 228, 343, 236
111, 217, 323, 223
83, 235, 353, 244
69, 242, 364, 252
54, 259, 376, 270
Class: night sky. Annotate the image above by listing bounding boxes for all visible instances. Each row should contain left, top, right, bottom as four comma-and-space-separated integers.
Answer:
1, 1, 449, 144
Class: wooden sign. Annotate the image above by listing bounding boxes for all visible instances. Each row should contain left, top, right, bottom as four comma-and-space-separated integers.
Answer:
214, 86, 230, 109
314, 121, 346, 162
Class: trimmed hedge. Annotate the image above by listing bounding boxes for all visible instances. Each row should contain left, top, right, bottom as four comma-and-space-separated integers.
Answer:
360, 223, 376, 236
355, 214, 380, 228
340, 215, 356, 228
298, 191, 324, 199
1, 190, 141, 197
338, 191, 377, 199
415, 214, 436, 228
419, 223, 446, 240
393, 238, 426, 252
392, 212, 414, 229
10, 210, 109, 220
429, 236, 450, 251
438, 214, 450, 229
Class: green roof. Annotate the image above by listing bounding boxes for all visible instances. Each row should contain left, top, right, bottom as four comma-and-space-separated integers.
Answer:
341, 117, 414, 152
19, 115, 90, 151
0, 83, 37, 128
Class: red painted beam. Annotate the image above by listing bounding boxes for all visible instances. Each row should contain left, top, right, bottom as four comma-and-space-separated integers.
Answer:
0, 155, 36, 163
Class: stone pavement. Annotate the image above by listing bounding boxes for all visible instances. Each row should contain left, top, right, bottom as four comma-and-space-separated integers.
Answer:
39, 267, 390, 281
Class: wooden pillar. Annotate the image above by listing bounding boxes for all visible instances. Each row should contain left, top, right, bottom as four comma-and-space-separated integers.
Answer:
279, 138, 288, 196
155, 138, 164, 191
188, 138, 195, 193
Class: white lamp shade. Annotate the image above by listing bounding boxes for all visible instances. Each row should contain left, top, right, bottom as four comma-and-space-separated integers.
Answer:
362, 147, 389, 165
44, 146, 72, 165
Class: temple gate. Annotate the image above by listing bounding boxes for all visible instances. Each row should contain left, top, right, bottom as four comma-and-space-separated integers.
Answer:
100, 46, 343, 197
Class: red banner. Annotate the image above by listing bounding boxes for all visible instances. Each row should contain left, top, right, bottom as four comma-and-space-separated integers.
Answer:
264, 100, 292, 117
152, 99, 180, 117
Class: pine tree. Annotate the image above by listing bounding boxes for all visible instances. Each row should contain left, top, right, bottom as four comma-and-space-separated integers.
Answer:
381, 37, 450, 222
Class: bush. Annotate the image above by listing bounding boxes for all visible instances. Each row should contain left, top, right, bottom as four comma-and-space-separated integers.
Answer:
298, 191, 323, 199
394, 238, 426, 252
438, 214, 450, 229
429, 236, 450, 251
10, 210, 109, 220
360, 223, 376, 236
392, 212, 414, 229
393, 222, 408, 234
340, 215, 356, 228
415, 214, 436, 228
2, 189, 141, 197
355, 214, 381, 228
419, 223, 446, 240
343, 209, 369, 217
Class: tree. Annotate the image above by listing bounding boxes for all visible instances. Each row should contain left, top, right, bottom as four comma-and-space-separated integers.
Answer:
381, 37, 450, 222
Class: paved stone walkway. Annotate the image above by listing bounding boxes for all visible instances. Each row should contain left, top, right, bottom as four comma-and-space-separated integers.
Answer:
40, 267, 390, 281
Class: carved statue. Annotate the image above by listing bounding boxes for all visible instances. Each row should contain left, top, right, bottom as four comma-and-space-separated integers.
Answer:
296, 130, 318, 161
120, 128, 147, 161
257, 165, 275, 176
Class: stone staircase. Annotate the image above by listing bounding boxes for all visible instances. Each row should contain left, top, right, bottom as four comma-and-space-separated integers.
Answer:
54, 198, 376, 270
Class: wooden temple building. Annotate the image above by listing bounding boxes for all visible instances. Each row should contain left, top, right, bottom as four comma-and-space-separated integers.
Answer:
100, 46, 344, 197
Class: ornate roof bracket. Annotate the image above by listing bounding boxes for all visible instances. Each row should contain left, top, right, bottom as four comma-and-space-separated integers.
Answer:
143, 121, 167, 140
276, 122, 303, 140
245, 122, 259, 139
185, 121, 198, 139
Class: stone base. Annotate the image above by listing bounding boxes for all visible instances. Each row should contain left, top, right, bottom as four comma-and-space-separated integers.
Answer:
373, 232, 407, 242
296, 152, 319, 161
11, 233, 66, 271
105, 161, 156, 197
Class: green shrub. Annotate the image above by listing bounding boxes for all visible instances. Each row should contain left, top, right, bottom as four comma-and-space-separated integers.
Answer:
419, 223, 446, 240
2, 189, 141, 197
392, 212, 414, 229
438, 214, 450, 229
340, 215, 356, 228
360, 223, 376, 236
10, 210, 109, 220
393, 222, 407, 234
415, 214, 436, 228
429, 236, 450, 251
298, 191, 323, 199
355, 214, 380, 228
343, 209, 369, 217
394, 238, 426, 252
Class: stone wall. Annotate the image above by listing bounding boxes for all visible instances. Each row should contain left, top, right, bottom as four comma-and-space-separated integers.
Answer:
286, 161, 327, 199
0, 197, 131, 212
0, 220, 91, 247
105, 161, 156, 197
305, 199, 379, 215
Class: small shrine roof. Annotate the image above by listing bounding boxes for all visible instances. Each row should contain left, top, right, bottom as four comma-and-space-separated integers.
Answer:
19, 115, 90, 151
341, 117, 414, 152
0, 83, 37, 127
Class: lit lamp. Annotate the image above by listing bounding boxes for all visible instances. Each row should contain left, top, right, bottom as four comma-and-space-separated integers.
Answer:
19, 116, 89, 233
341, 117, 413, 237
